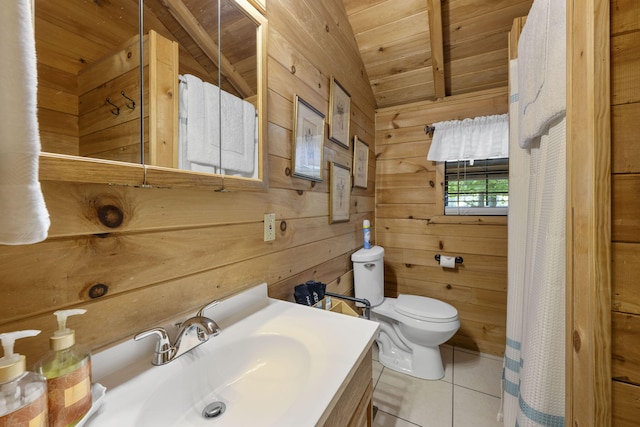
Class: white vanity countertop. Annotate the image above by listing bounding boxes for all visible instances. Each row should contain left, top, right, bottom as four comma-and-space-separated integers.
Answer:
84, 283, 378, 427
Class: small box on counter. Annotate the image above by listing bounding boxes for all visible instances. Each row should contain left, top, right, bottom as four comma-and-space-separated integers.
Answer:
313, 297, 358, 317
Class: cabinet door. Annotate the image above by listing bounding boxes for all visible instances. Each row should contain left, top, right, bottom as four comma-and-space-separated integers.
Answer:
348, 382, 373, 427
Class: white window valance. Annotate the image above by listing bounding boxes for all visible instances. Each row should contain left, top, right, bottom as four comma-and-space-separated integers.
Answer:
426, 114, 509, 162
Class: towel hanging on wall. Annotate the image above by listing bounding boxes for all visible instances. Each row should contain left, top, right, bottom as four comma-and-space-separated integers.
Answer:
178, 74, 257, 177
517, 0, 567, 148
0, 0, 50, 245
426, 114, 509, 162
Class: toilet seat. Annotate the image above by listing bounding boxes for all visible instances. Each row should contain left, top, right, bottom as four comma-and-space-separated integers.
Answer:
395, 294, 458, 323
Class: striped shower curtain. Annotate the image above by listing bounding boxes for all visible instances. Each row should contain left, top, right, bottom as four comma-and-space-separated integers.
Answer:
502, 57, 566, 427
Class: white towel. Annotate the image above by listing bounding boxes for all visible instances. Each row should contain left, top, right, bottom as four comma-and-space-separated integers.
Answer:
0, 0, 50, 245
178, 74, 256, 176
517, 0, 566, 148
179, 74, 220, 170
220, 90, 256, 174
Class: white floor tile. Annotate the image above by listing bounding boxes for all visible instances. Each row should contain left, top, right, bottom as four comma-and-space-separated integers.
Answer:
453, 385, 503, 427
373, 368, 453, 427
373, 410, 422, 427
453, 349, 503, 397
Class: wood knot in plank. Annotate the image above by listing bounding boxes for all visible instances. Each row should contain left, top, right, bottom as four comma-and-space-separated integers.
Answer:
391, 113, 400, 129
86, 283, 109, 299
98, 205, 124, 228
572, 329, 581, 352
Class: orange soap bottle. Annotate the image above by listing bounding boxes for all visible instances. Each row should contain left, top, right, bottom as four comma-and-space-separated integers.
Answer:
0, 330, 48, 427
35, 310, 91, 427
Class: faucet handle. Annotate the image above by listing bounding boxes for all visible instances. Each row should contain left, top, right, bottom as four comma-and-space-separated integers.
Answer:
134, 327, 173, 365
197, 299, 220, 317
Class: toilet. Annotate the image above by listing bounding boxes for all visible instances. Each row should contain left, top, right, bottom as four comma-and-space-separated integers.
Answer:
352, 246, 460, 380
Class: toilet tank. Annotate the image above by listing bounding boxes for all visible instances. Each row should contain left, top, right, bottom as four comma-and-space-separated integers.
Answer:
351, 246, 385, 306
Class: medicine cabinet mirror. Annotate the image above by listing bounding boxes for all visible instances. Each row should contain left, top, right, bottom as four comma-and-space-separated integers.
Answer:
34, 0, 267, 190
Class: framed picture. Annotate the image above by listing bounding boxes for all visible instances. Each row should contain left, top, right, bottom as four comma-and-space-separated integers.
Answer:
329, 162, 351, 223
328, 77, 351, 149
353, 136, 369, 189
292, 95, 325, 182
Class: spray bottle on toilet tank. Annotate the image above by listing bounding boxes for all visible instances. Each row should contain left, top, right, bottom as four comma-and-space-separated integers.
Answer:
363, 220, 371, 249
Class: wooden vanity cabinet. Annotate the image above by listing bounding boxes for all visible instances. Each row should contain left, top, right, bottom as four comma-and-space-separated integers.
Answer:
319, 345, 374, 427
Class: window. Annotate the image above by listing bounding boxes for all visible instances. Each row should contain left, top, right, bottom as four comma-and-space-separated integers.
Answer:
444, 158, 509, 215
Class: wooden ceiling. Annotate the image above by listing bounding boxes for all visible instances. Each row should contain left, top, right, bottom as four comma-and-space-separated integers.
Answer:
342, 0, 534, 108
35, 0, 533, 111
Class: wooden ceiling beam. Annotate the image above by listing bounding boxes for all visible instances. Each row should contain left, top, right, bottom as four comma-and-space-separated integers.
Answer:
427, 0, 446, 99
161, 0, 254, 98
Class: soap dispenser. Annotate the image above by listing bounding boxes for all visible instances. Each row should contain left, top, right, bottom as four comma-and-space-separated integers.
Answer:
0, 330, 48, 426
35, 309, 91, 427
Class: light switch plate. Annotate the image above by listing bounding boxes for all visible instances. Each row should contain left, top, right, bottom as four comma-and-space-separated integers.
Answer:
264, 213, 276, 241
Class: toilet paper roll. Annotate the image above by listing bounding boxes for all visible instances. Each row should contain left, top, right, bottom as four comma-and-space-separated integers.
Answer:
439, 255, 456, 269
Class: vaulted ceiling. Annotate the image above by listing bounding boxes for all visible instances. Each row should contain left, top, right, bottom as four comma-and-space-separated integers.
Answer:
342, 0, 534, 108
35, 0, 534, 112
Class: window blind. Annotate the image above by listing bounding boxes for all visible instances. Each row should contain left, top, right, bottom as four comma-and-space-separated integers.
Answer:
444, 158, 509, 215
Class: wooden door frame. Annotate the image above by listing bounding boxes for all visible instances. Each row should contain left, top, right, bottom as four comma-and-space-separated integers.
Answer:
566, 0, 612, 425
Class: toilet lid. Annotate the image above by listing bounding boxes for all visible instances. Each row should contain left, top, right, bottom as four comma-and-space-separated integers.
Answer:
395, 294, 458, 323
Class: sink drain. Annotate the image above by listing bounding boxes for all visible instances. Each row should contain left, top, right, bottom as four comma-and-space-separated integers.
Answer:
202, 401, 226, 419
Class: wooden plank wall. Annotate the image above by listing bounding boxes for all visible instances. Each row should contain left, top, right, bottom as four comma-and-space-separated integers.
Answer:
34, 0, 141, 156
0, 0, 376, 364
610, 0, 640, 424
77, 35, 146, 164
375, 87, 508, 356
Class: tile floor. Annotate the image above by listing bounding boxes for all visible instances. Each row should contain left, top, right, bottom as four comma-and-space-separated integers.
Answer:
371, 344, 504, 427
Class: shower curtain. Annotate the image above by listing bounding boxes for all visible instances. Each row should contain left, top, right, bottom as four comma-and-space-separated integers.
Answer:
502, 2, 567, 422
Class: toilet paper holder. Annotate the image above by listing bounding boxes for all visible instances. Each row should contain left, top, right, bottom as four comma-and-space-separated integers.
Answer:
434, 254, 464, 264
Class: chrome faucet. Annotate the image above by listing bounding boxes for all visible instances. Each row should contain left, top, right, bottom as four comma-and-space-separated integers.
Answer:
134, 300, 221, 365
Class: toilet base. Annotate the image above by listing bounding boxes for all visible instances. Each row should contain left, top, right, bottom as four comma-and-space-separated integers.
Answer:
376, 334, 445, 380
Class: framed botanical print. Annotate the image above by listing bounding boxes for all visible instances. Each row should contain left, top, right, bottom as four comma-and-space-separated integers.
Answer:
329, 162, 351, 223
328, 77, 351, 149
353, 136, 369, 188
292, 95, 325, 182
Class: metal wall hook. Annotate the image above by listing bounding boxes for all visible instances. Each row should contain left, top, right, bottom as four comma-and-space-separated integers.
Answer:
121, 90, 136, 110
106, 97, 120, 115
424, 125, 435, 136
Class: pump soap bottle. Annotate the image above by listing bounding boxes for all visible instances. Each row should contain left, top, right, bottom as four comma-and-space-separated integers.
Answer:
0, 330, 48, 427
35, 310, 91, 427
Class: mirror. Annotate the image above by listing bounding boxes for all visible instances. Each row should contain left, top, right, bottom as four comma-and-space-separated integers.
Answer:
35, 0, 143, 163
34, 0, 266, 187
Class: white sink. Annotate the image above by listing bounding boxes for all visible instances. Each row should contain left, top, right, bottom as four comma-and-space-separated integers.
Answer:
85, 283, 378, 427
